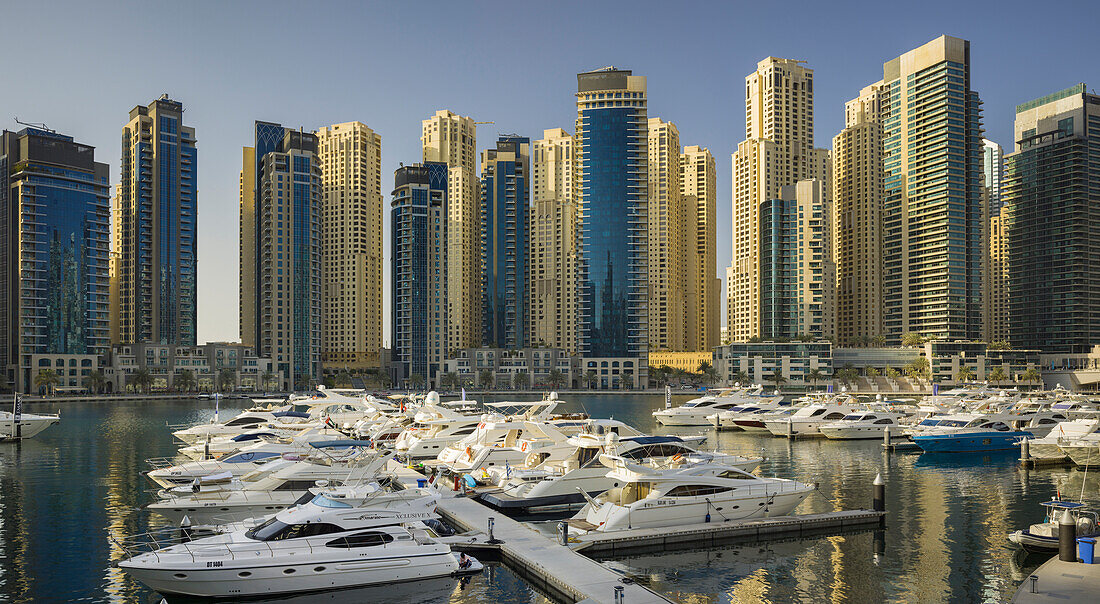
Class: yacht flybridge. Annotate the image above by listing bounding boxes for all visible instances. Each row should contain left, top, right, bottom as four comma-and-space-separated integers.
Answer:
117, 486, 481, 598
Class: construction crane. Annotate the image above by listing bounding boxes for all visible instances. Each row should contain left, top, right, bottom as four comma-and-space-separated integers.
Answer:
14, 117, 55, 134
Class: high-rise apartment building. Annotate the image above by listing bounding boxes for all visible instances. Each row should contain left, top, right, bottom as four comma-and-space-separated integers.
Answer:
878, 35, 984, 341
422, 110, 479, 352
983, 139, 1004, 215
680, 145, 718, 352
0, 128, 111, 392
728, 57, 830, 341
983, 213, 1010, 343
391, 163, 448, 382
528, 128, 576, 353
575, 68, 648, 387
647, 118, 686, 352
315, 122, 383, 371
832, 84, 885, 345
239, 123, 322, 389
480, 135, 530, 349
1004, 83, 1100, 352
114, 96, 197, 346
760, 180, 835, 339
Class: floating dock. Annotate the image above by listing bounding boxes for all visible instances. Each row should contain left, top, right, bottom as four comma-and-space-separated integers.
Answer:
1011, 556, 1100, 602
570, 509, 885, 557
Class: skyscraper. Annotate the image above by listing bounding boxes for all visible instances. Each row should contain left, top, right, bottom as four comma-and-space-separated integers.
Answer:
680, 145, 718, 352
422, 110, 479, 352
982, 138, 1007, 343
832, 84, 885, 345
529, 128, 576, 353
878, 35, 984, 341
315, 122, 383, 372
0, 128, 111, 392
480, 135, 530, 349
760, 180, 835, 339
575, 67, 648, 387
647, 117, 686, 352
239, 123, 321, 389
1004, 83, 1100, 352
727, 57, 830, 341
114, 96, 197, 346
391, 163, 448, 383
983, 139, 1004, 215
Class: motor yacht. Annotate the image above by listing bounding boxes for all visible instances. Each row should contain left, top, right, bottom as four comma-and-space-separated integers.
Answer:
433, 400, 561, 466
0, 407, 60, 440
568, 455, 813, 532
118, 486, 480, 598
1008, 499, 1100, 553
653, 385, 782, 426
394, 392, 483, 460
708, 400, 790, 431
1058, 432, 1100, 467
1026, 417, 1100, 460
911, 416, 1032, 453
484, 428, 761, 515
819, 411, 908, 440
448, 418, 589, 476
763, 398, 864, 437
176, 425, 352, 461
147, 446, 393, 525
171, 409, 308, 445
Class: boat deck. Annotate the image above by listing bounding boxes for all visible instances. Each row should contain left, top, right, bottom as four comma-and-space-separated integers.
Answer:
1011, 557, 1100, 603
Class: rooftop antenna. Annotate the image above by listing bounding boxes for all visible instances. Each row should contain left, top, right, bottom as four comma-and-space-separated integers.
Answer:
14, 117, 55, 134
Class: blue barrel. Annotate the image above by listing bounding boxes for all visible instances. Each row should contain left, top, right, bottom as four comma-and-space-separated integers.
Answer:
417, 478, 427, 488
1079, 537, 1096, 564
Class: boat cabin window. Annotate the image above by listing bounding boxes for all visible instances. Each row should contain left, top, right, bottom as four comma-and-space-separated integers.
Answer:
666, 485, 734, 497
918, 419, 941, 427
873, 418, 894, 425
275, 480, 324, 491
621, 443, 691, 460
842, 415, 864, 421
247, 519, 345, 541
937, 420, 968, 427
225, 417, 263, 427
717, 470, 756, 480
577, 446, 600, 467
325, 531, 395, 548
221, 451, 280, 463
1037, 418, 1058, 425
451, 427, 476, 436
809, 409, 824, 417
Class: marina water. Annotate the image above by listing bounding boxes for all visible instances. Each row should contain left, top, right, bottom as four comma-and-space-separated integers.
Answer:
2, 394, 1097, 603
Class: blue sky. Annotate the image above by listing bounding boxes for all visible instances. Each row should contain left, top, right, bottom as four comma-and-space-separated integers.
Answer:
4, 0, 1097, 344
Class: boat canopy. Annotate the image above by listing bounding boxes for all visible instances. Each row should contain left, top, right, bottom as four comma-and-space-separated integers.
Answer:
273, 410, 311, 419
1041, 500, 1086, 509
231, 432, 277, 442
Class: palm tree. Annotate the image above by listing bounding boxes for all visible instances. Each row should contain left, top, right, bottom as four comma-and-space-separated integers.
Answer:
547, 369, 566, 390
584, 370, 598, 389
648, 365, 669, 388
699, 364, 719, 386
478, 369, 494, 390
259, 370, 276, 392
732, 370, 751, 386
334, 369, 353, 387
216, 368, 236, 392
84, 369, 107, 394
884, 367, 901, 380
871, 335, 887, 347
988, 340, 1013, 351
621, 369, 634, 390
128, 368, 153, 394
512, 371, 529, 390
34, 369, 61, 395
901, 332, 926, 347
905, 357, 930, 380
806, 368, 825, 387
988, 366, 1008, 384
865, 367, 881, 378
406, 373, 426, 390
174, 369, 196, 393
767, 369, 786, 390
1021, 367, 1043, 390
954, 366, 975, 384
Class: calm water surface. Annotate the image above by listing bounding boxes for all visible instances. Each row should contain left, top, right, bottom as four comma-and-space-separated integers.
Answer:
1, 394, 1096, 603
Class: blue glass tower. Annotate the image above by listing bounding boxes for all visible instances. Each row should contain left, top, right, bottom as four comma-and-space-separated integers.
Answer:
117, 96, 197, 346
576, 68, 648, 365
480, 135, 530, 349
391, 163, 448, 384
1, 128, 111, 392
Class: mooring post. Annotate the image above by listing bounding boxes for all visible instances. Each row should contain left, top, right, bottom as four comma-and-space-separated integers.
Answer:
786, 419, 793, 438
1059, 509, 1077, 562
1020, 437, 1030, 465
873, 473, 886, 527
883, 425, 891, 450
614, 584, 625, 604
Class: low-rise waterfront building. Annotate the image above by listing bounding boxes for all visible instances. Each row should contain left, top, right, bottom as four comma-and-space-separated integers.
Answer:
441, 347, 574, 390
648, 351, 712, 374
713, 342, 832, 387
103, 342, 279, 392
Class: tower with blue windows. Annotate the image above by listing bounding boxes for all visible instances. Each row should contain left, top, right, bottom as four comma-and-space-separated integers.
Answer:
1, 128, 111, 392
575, 68, 648, 388
480, 135, 530, 350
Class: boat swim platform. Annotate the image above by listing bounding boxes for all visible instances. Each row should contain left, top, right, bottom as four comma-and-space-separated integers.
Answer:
1011, 557, 1100, 603
388, 462, 670, 604
1019, 456, 1075, 469
569, 509, 885, 557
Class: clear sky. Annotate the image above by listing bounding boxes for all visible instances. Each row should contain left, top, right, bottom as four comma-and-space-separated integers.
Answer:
4, 0, 1097, 345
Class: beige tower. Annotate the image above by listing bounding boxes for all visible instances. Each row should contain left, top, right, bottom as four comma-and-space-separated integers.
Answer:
529, 128, 577, 352
238, 147, 255, 347
680, 145, 718, 351
832, 84, 885, 345
422, 110, 479, 353
647, 118, 686, 351
728, 57, 830, 341
316, 122, 383, 371
983, 212, 1009, 342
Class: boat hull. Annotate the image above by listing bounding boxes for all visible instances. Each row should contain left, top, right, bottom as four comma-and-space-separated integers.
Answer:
913, 431, 1031, 453
0, 415, 59, 440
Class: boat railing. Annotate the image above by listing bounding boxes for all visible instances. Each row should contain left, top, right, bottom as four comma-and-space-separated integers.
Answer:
165, 422, 196, 431
145, 457, 186, 469
114, 526, 399, 564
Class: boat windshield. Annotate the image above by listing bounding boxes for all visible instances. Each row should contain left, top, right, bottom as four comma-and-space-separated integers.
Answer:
312, 494, 353, 508
937, 420, 970, 427
246, 517, 346, 541
682, 400, 710, 408
842, 414, 864, 421
918, 419, 941, 427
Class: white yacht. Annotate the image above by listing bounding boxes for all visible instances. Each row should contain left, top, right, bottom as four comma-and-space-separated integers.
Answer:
763, 399, 864, 437
1026, 417, 1100, 460
708, 400, 791, 431
1058, 431, 1100, 467
147, 448, 394, 525
395, 393, 483, 460
484, 429, 761, 514
118, 486, 479, 598
171, 409, 308, 445
819, 411, 907, 440
0, 407, 60, 440
653, 385, 782, 426
176, 425, 351, 461
569, 455, 813, 532
448, 419, 587, 476
433, 400, 560, 466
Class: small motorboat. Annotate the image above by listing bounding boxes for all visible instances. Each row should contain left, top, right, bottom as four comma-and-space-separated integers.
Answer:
0, 408, 60, 441
1008, 499, 1100, 553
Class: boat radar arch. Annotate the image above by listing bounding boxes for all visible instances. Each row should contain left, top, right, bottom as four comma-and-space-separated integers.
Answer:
426, 391, 440, 406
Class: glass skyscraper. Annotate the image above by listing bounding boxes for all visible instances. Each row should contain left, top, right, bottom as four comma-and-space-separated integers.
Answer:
1004, 83, 1100, 352
115, 96, 197, 346
480, 135, 530, 349
0, 128, 111, 392
575, 68, 648, 370
391, 162, 448, 384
